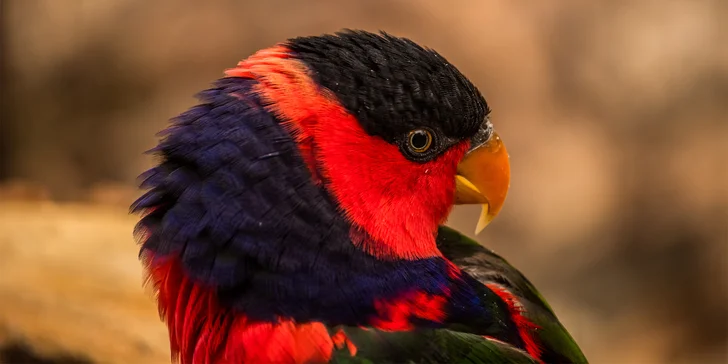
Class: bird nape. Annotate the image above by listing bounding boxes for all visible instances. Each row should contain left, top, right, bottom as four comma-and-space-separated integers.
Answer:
131, 30, 587, 364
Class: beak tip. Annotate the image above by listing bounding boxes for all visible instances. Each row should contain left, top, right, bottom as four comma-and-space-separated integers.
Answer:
474, 204, 492, 235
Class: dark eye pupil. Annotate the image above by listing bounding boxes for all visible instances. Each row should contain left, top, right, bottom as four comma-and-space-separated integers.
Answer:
411, 131, 429, 149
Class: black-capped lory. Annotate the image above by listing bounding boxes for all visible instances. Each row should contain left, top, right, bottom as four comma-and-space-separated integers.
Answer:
132, 30, 587, 364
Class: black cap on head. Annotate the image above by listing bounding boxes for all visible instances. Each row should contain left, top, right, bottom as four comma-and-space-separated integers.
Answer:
287, 30, 489, 147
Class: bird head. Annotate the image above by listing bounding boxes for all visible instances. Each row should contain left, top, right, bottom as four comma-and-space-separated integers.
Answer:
222, 30, 510, 260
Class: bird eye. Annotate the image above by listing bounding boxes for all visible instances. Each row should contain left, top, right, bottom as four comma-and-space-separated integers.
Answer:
407, 129, 433, 153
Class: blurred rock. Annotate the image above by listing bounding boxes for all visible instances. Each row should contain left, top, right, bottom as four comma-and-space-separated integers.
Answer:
0, 202, 169, 364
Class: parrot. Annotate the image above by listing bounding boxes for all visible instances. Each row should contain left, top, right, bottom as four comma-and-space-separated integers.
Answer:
131, 30, 587, 364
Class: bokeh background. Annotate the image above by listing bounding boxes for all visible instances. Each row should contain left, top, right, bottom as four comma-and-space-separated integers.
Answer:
1, 0, 726, 363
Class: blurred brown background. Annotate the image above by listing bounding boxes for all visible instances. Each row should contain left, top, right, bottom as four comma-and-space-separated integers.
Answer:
1, 0, 726, 363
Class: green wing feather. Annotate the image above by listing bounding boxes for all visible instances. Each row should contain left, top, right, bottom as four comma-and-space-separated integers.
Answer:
325, 226, 587, 364
436, 225, 588, 364
329, 327, 539, 364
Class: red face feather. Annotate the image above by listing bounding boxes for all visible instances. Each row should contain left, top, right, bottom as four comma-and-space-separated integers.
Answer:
226, 46, 469, 260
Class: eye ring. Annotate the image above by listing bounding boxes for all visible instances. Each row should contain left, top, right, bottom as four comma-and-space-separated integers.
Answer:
407, 128, 433, 153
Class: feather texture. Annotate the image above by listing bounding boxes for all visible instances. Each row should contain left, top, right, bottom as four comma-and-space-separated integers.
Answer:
132, 31, 587, 363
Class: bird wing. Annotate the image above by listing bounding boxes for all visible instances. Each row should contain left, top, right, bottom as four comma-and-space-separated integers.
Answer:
323, 226, 588, 364
435, 225, 588, 364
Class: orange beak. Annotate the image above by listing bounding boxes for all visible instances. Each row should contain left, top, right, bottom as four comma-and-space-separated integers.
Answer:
454, 131, 511, 234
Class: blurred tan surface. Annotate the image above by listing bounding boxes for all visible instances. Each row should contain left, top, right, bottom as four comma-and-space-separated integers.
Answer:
1, 0, 727, 363
0, 200, 168, 364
